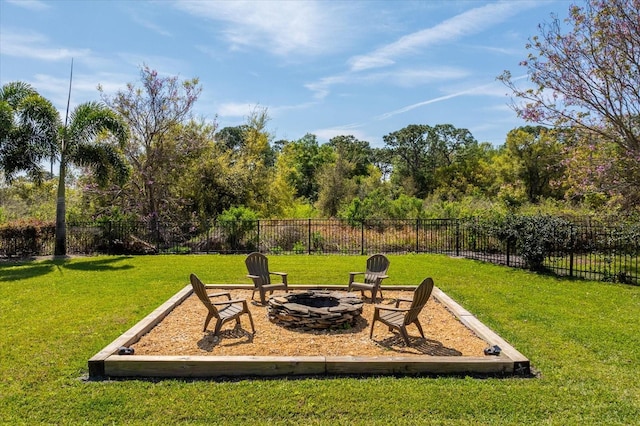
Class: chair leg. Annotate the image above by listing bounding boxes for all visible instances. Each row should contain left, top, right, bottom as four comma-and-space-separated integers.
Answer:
413, 320, 425, 339
369, 311, 380, 338
213, 319, 224, 336
371, 288, 377, 302
203, 313, 213, 332
247, 311, 255, 334
399, 326, 411, 346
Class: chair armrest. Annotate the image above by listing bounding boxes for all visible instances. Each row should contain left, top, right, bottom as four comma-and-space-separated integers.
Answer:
394, 297, 412, 307
212, 298, 247, 306
349, 272, 363, 285
270, 272, 288, 285
207, 291, 231, 300
373, 304, 409, 313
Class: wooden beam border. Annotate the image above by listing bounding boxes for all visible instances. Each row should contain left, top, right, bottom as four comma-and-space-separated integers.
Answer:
89, 285, 530, 379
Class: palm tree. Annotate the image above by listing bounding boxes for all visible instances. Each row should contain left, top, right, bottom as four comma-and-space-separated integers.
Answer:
55, 102, 129, 255
2, 81, 129, 256
0, 82, 59, 183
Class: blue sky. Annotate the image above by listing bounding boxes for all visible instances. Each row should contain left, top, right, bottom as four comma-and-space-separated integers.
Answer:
0, 0, 571, 148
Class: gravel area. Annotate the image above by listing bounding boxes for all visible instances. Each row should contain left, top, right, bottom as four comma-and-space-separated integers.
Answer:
132, 289, 488, 357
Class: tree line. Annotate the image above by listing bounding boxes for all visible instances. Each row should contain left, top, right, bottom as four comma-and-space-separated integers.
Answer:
1, 0, 639, 256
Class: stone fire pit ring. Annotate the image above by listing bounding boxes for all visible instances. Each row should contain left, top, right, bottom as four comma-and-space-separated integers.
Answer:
268, 290, 363, 330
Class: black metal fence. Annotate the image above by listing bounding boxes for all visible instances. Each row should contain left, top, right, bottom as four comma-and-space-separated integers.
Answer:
1, 218, 638, 285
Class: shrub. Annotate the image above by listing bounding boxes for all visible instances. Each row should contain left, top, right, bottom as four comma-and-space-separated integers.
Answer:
0, 219, 55, 257
488, 214, 572, 271
217, 206, 259, 249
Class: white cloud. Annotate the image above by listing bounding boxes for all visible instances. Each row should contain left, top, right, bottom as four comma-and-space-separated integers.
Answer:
0, 29, 91, 61
130, 15, 173, 37
217, 102, 255, 117
305, 66, 468, 100
174, 0, 348, 57
115, 53, 190, 76
312, 127, 372, 143
374, 80, 503, 121
6, 0, 50, 11
28, 71, 130, 110
305, 75, 349, 100
348, 1, 536, 72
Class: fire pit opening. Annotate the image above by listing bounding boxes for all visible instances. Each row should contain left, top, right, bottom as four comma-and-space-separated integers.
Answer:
268, 290, 363, 330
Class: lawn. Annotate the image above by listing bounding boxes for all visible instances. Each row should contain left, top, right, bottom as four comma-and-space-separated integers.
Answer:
1, 254, 638, 425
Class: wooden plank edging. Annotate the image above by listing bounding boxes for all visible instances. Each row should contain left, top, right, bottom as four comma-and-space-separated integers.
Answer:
91, 284, 531, 378
88, 284, 192, 377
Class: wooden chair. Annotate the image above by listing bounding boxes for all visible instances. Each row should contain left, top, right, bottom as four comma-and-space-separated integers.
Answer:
189, 273, 255, 336
348, 254, 390, 301
369, 277, 434, 346
245, 252, 289, 304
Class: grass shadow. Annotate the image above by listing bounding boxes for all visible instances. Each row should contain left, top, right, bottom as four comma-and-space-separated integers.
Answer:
0, 262, 56, 282
62, 256, 135, 272
0, 256, 134, 282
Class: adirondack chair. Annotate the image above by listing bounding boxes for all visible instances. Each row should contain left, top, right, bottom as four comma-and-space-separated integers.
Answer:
348, 254, 390, 301
189, 273, 255, 336
369, 277, 434, 346
245, 252, 289, 304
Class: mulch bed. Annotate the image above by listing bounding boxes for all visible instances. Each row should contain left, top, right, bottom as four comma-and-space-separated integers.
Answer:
132, 289, 488, 358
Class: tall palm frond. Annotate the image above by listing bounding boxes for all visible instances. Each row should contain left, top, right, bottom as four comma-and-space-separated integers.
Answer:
0, 82, 59, 183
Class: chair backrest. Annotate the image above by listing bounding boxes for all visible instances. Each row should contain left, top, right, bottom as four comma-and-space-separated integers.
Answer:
245, 252, 270, 285
404, 277, 434, 325
365, 254, 390, 284
190, 273, 219, 318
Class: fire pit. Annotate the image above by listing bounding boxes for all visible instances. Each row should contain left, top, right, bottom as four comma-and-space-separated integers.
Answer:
267, 291, 363, 330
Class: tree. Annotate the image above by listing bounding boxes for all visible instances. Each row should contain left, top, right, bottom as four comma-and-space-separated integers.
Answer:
0, 82, 59, 183
316, 156, 356, 217
561, 129, 640, 210
277, 133, 333, 202
383, 124, 478, 198
55, 102, 129, 255
494, 126, 565, 203
327, 135, 373, 178
215, 125, 248, 153
100, 65, 202, 222
383, 124, 432, 197
499, 0, 640, 166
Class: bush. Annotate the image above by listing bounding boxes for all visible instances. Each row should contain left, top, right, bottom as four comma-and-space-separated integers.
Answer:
489, 214, 572, 271
0, 219, 55, 257
217, 206, 259, 250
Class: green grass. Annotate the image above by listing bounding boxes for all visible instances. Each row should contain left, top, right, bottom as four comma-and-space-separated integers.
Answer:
1, 254, 639, 425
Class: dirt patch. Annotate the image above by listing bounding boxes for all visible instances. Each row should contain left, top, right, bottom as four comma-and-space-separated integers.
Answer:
132, 289, 488, 357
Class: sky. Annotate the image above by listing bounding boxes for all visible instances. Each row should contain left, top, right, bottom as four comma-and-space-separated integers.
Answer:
0, 0, 573, 148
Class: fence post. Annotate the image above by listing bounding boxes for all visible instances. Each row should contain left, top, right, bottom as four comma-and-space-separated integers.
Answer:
455, 220, 460, 257
415, 219, 419, 253
361, 221, 365, 255
506, 241, 511, 266
110, 221, 114, 255
569, 224, 574, 278
308, 219, 312, 254
257, 219, 260, 253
